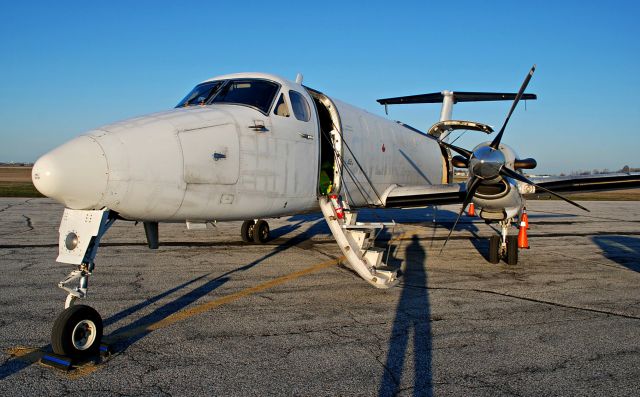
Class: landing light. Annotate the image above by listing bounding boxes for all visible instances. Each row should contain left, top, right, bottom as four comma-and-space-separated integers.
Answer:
65, 232, 79, 251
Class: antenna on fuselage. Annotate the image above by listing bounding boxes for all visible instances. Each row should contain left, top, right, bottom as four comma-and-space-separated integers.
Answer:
295, 73, 303, 84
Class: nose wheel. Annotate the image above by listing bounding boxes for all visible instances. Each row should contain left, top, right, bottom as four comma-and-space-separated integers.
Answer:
51, 304, 103, 359
488, 221, 519, 265
489, 235, 501, 264
240, 219, 270, 243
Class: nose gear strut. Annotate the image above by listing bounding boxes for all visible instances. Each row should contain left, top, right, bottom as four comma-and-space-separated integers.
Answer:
49, 208, 116, 359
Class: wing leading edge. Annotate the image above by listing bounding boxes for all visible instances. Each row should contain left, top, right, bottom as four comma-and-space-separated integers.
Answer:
530, 172, 640, 194
380, 173, 640, 209
381, 184, 466, 208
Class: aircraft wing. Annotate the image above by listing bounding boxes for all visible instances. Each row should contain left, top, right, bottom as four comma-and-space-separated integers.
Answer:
380, 173, 640, 208
381, 183, 466, 208
530, 172, 640, 194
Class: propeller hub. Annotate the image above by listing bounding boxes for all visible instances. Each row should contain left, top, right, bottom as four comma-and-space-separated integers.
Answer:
469, 146, 505, 180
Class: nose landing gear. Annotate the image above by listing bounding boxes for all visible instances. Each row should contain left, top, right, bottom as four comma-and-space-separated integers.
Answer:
488, 220, 519, 265
46, 208, 115, 361
240, 219, 270, 243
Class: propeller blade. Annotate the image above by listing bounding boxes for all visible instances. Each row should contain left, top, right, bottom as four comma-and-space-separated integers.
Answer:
439, 140, 473, 159
440, 177, 482, 253
500, 167, 590, 212
490, 65, 536, 149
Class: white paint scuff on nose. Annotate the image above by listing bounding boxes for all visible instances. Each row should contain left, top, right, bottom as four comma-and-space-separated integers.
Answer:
32, 135, 108, 209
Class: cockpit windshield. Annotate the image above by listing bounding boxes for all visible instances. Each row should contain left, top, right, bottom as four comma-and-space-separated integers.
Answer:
176, 78, 280, 114
176, 81, 223, 107
210, 79, 279, 113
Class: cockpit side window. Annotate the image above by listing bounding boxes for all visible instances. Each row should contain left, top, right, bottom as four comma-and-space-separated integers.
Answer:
289, 90, 311, 122
273, 94, 290, 117
175, 81, 223, 108
211, 79, 279, 114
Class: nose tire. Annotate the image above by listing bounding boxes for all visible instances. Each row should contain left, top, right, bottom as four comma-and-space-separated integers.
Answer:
51, 304, 103, 359
488, 235, 501, 264
506, 235, 519, 265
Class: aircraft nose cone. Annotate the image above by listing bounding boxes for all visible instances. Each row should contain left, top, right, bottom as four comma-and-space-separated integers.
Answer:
32, 136, 108, 209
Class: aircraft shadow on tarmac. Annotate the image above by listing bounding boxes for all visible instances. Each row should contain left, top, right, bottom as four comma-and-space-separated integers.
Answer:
0, 229, 319, 379
358, 207, 485, 261
104, 226, 331, 353
270, 213, 329, 240
592, 235, 640, 272
277, 207, 484, 255
2, 207, 475, 382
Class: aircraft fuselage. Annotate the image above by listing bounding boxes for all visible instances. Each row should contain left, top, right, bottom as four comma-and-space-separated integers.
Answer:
32, 73, 445, 222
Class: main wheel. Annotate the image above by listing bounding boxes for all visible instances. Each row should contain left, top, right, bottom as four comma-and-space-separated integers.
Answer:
254, 220, 270, 243
506, 235, 518, 265
489, 235, 501, 264
241, 220, 255, 243
51, 304, 103, 359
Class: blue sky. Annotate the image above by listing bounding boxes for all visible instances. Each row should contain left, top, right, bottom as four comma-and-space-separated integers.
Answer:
1, 1, 638, 174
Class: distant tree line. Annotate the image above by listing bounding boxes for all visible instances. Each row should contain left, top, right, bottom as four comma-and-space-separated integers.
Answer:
559, 165, 639, 176
0, 162, 33, 166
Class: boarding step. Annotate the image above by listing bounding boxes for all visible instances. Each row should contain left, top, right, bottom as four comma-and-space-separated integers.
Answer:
341, 221, 396, 230
364, 247, 386, 268
319, 196, 399, 289
372, 265, 399, 283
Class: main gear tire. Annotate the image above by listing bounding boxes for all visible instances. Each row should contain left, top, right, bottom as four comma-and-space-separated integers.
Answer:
241, 220, 255, 243
254, 220, 270, 244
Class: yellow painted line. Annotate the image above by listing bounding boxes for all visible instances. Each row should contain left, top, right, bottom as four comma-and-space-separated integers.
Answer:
110, 256, 343, 340
5, 256, 343, 379
6, 346, 40, 362
5, 345, 104, 378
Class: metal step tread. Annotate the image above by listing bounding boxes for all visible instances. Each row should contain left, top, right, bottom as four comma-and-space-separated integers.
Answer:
342, 221, 396, 230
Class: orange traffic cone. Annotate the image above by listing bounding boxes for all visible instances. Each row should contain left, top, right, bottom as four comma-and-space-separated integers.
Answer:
517, 220, 529, 249
467, 203, 475, 217
521, 208, 529, 229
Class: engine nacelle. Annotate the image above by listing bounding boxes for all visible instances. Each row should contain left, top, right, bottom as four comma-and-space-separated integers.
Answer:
466, 142, 524, 221
472, 178, 522, 221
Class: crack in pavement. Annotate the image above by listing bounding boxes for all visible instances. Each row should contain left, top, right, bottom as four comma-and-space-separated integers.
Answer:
21, 215, 33, 231
19, 260, 37, 272
0, 199, 34, 215
0, 203, 16, 214
404, 284, 640, 320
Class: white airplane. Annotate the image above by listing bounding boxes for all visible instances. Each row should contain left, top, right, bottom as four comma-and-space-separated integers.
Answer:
31, 67, 640, 361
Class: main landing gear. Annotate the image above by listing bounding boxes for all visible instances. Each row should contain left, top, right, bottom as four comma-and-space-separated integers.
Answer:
240, 219, 270, 243
488, 219, 518, 265
48, 208, 115, 360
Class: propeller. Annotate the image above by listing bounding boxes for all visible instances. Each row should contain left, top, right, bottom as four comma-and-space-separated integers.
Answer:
490, 65, 536, 150
438, 65, 588, 252
439, 176, 481, 253
500, 167, 589, 212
